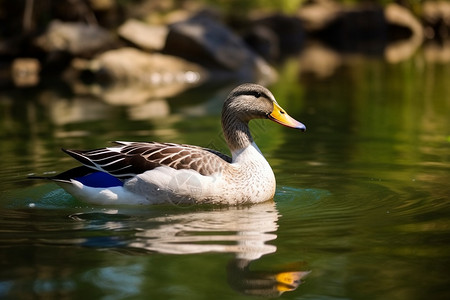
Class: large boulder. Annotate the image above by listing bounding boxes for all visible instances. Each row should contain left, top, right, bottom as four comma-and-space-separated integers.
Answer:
164, 13, 248, 70
163, 13, 276, 83
242, 14, 305, 62
75, 47, 206, 84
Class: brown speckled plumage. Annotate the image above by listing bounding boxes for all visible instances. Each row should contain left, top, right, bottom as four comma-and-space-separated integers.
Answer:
63, 142, 232, 178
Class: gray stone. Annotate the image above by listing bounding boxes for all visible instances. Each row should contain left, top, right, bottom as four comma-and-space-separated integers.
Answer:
164, 13, 276, 83
35, 20, 113, 56
165, 14, 249, 70
118, 19, 169, 51
87, 47, 206, 84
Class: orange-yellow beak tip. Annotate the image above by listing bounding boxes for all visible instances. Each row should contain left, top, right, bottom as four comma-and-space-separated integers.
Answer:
268, 103, 306, 131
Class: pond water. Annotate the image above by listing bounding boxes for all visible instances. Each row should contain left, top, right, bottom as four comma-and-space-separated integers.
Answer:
1, 56, 449, 299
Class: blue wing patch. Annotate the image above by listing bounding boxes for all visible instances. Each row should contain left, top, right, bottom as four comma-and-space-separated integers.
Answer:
75, 172, 123, 188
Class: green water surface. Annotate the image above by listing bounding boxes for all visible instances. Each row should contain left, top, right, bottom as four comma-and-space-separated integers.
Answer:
0, 57, 449, 299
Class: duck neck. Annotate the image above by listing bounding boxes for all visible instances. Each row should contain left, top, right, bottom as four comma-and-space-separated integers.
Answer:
221, 112, 254, 157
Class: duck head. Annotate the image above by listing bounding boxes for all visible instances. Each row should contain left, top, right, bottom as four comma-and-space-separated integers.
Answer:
223, 83, 306, 131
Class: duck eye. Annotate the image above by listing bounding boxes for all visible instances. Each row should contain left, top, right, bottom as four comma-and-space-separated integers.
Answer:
253, 92, 261, 98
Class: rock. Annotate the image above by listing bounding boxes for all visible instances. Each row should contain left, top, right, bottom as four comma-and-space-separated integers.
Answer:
243, 25, 280, 62
165, 13, 249, 70
11, 58, 40, 87
298, 1, 423, 59
313, 5, 388, 55
422, 1, 450, 40
244, 14, 305, 61
69, 47, 207, 103
384, 3, 423, 63
297, 0, 342, 32
81, 47, 206, 84
385, 3, 423, 41
256, 14, 305, 56
164, 13, 276, 83
90, 0, 115, 10
118, 19, 169, 51
35, 20, 114, 56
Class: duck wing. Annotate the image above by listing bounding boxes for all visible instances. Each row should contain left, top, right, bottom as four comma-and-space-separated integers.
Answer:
62, 141, 232, 179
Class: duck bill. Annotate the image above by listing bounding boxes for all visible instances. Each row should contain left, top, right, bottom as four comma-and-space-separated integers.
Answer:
268, 103, 306, 131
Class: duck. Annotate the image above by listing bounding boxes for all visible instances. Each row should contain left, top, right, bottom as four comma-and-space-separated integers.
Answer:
32, 84, 305, 205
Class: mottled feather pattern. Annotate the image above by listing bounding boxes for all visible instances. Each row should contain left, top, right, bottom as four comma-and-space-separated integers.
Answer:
63, 142, 232, 179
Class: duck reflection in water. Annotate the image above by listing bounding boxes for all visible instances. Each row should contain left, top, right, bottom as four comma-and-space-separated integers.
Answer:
72, 201, 310, 297
227, 258, 309, 297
